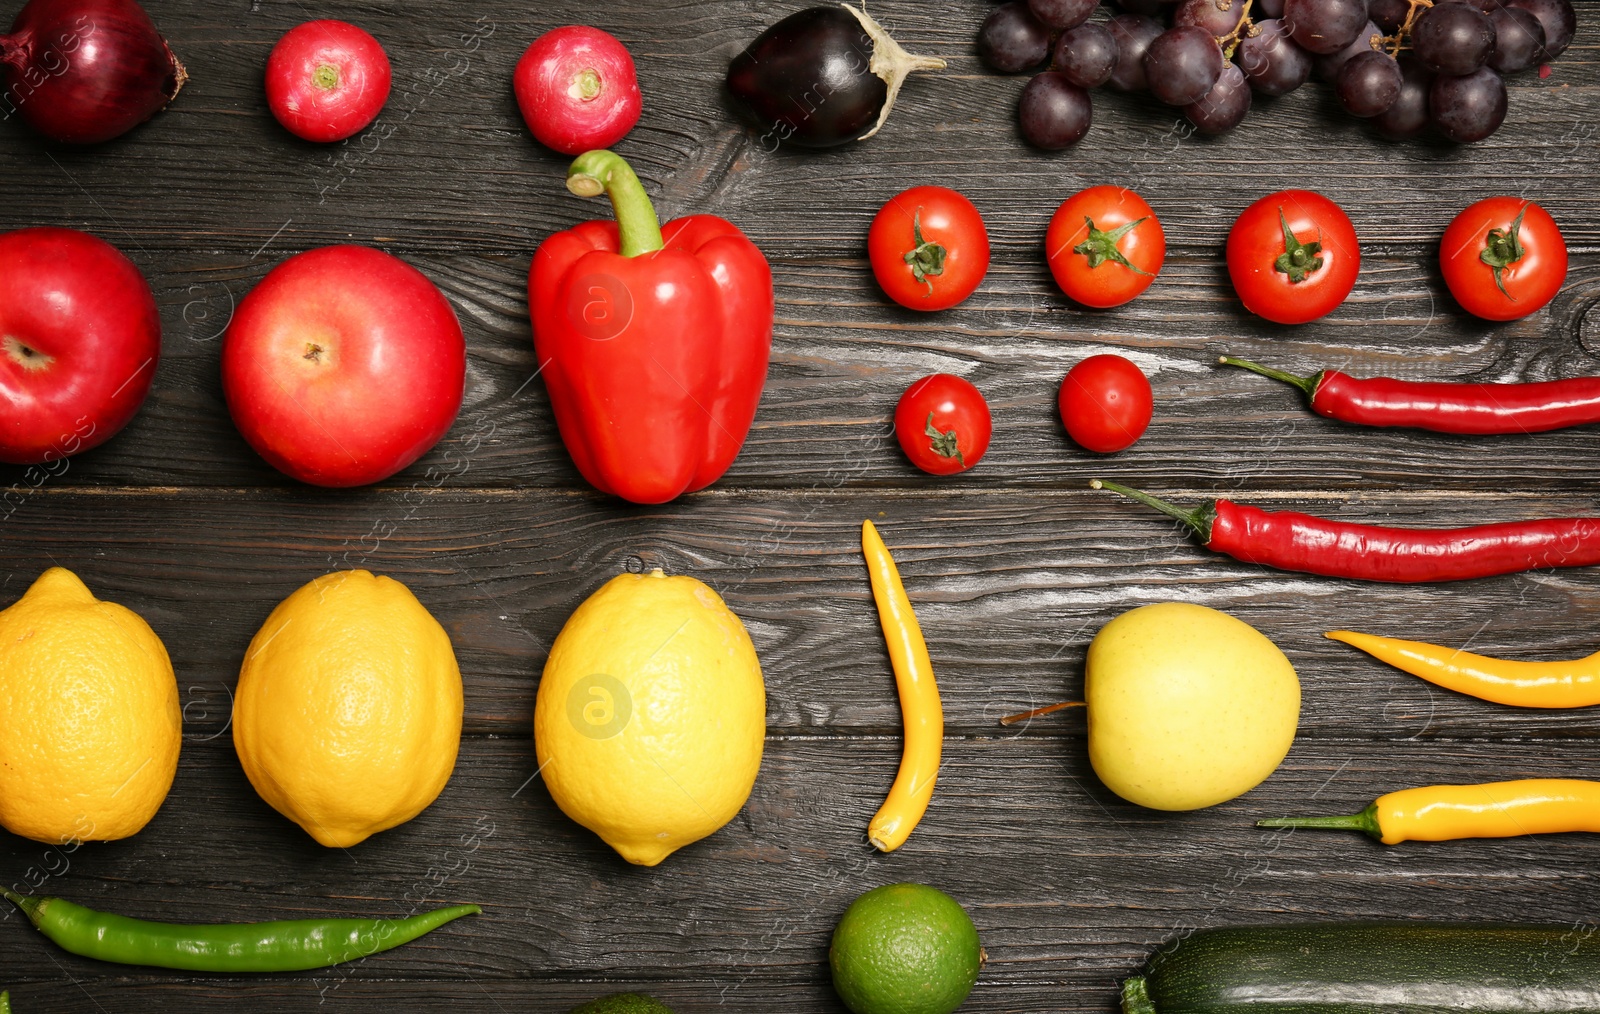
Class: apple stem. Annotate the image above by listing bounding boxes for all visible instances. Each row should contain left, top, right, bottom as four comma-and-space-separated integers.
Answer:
565, 149, 666, 258
999, 700, 1084, 727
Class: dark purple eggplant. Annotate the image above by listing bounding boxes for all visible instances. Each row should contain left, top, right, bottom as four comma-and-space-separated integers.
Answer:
726, 4, 945, 149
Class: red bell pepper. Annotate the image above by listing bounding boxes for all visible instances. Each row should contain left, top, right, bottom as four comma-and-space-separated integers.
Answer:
530, 150, 773, 504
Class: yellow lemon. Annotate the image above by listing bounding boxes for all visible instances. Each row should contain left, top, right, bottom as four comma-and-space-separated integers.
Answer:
0, 567, 180, 843
232, 570, 462, 848
535, 569, 765, 866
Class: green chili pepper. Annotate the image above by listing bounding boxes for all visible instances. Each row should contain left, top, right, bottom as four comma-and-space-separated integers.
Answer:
3, 889, 479, 972
1, 989, 10, 1014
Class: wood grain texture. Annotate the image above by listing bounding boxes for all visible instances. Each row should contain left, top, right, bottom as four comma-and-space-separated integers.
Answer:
5, 252, 1600, 491
2, 738, 1596, 1007
4, 0, 1600, 1009
7, 489, 1600, 739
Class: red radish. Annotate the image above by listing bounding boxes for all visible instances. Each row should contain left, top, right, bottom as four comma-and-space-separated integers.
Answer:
265, 19, 391, 143
0, 0, 186, 144
0, 227, 160, 464
222, 246, 465, 488
514, 25, 640, 154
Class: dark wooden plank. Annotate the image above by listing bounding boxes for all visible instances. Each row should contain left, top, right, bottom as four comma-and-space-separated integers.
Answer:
4, 252, 1600, 492
3, 737, 1596, 1001
5, 0, 1600, 1009
0, 2, 1596, 253
5, 487, 1600, 740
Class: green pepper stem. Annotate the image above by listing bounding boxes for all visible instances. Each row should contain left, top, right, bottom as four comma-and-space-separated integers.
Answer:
565, 150, 665, 257
1090, 479, 1210, 539
1, 889, 40, 923
1218, 355, 1319, 400
1257, 802, 1382, 840
1121, 976, 1158, 1014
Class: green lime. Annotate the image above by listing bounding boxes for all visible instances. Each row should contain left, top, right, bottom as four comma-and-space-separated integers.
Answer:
568, 994, 675, 1014
829, 883, 984, 1014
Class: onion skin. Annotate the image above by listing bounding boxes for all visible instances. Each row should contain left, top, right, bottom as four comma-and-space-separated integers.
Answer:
1, 0, 186, 144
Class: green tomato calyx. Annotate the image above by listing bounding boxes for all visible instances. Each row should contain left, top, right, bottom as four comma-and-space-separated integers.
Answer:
1273, 208, 1324, 284
1075, 216, 1152, 275
1480, 203, 1529, 302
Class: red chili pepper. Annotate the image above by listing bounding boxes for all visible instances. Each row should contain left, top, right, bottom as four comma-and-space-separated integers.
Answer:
530, 150, 773, 504
1092, 479, 1600, 583
1221, 355, 1600, 435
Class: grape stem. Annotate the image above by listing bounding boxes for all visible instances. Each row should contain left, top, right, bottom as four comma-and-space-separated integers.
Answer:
1384, 0, 1435, 58
1213, 0, 1256, 60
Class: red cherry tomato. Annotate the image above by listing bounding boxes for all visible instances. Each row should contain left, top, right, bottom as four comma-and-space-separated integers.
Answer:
1059, 354, 1152, 454
869, 186, 990, 312
266, 20, 392, 143
1045, 186, 1166, 308
894, 374, 992, 474
1440, 197, 1567, 322
1227, 189, 1360, 325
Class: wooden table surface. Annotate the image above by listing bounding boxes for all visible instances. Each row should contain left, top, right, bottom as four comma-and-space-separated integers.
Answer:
3, 1, 1599, 1010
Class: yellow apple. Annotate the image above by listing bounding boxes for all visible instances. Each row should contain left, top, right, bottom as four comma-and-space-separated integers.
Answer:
1086, 602, 1300, 810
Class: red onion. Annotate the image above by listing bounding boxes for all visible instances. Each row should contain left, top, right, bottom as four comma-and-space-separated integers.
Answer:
1, 0, 185, 143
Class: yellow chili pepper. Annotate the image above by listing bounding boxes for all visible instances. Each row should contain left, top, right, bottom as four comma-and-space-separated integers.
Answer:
861, 519, 942, 853
1327, 629, 1600, 708
1258, 779, 1600, 844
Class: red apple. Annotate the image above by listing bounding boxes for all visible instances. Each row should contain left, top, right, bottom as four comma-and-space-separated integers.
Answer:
0, 227, 161, 465
222, 246, 465, 487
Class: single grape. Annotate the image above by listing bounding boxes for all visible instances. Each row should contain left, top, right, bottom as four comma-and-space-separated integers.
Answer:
1313, 21, 1383, 82
1373, 55, 1432, 138
1254, 0, 1285, 16
1367, 0, 1409, 32
1019, 71, 1094, 148
1237, 19, 1313, 96
979, 2, 1053, 73
1489, 7, 1546, 74
1411, 3, 1494, 76
1184, 61, 1251, 133
1175, 0, 1245, 37
1506, 0, 1575, 58
1029, 0, 1100, 31
1053, 23, 1121, 88
1106, 14, 1166, 90
1337, 49, 1402, 116
1144, 26, 1224, 105
1430, 65, 1507, 142
1282, 0, 1367, 55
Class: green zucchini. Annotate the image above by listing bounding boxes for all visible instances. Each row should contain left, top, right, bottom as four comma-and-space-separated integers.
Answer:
1122, 923, 1600, 1014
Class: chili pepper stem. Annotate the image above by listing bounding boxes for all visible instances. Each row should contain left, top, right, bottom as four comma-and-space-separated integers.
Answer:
1000, 700, 1084, 726
1090, 479, 1209, 537
1218, 355, 1319, 399
1, 889, 40, 922
1258, 803, 1383, 840
565, 149, 666, 257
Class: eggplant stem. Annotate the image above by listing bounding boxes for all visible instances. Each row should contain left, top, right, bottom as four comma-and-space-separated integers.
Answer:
841, 4, 945, 141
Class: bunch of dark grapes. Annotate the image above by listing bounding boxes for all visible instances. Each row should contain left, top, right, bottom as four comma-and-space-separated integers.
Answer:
978, 0, 1577, 148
